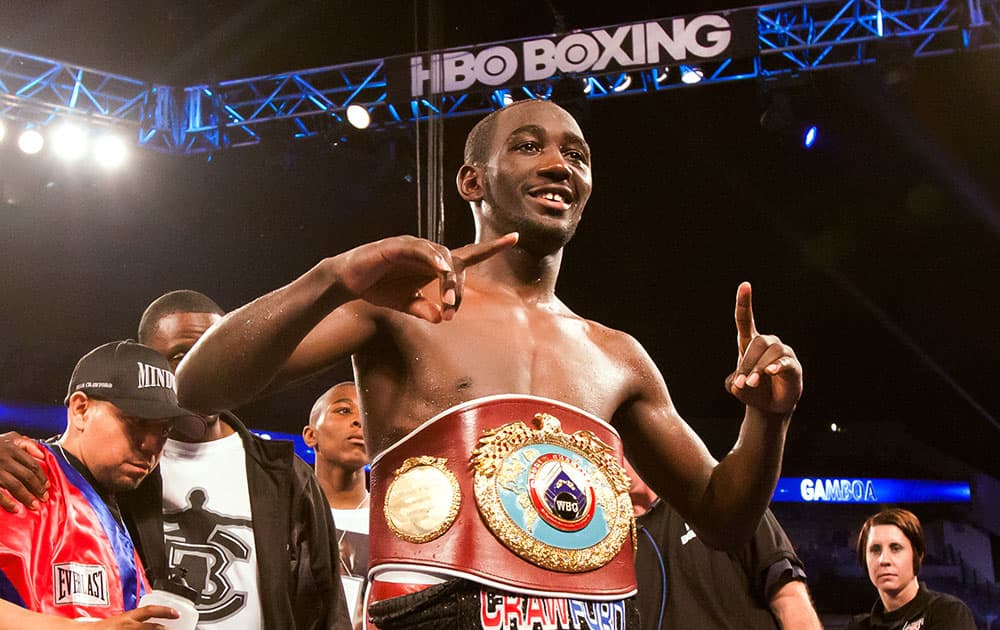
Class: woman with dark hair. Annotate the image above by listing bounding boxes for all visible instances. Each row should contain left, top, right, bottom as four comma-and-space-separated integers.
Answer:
846, 508, 976, 629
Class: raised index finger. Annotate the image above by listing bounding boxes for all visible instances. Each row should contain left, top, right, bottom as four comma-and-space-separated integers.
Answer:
735, 281, 757, 355
452, 232, 519, 269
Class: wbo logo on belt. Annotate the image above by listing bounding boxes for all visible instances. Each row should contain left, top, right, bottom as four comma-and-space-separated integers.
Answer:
472, 413, 633, 572
528, 452, 596, 532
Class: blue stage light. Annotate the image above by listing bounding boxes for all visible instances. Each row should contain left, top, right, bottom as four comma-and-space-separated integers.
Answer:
680, 65, 704, 84
611, 73, 632, 92
803, 125, 818, 148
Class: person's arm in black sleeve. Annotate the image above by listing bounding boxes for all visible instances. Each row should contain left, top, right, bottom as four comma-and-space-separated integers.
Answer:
290, 457, 352, 630
739, 508, 822, 629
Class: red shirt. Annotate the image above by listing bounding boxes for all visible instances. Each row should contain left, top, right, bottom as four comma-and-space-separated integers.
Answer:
0, 444, 149, 619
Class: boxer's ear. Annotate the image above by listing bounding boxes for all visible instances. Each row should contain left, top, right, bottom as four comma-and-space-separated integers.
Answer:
457, 164, 484, 202
302, 425, 318, 448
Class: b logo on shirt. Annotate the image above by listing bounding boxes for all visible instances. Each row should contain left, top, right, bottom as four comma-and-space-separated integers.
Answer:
164, 488, 253, 622
53, 562, 109, 607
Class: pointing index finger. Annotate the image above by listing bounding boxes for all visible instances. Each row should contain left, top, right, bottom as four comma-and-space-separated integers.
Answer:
735, 281, 757, 355
452, 232, 519, 269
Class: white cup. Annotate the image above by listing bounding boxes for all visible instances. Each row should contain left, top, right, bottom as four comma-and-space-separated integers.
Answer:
138, 589, 199, 630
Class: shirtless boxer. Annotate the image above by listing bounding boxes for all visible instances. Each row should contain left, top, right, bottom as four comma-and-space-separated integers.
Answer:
176, 99, 802, 629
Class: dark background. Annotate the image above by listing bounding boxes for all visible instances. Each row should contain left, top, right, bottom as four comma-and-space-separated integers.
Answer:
1, 1, 998, 480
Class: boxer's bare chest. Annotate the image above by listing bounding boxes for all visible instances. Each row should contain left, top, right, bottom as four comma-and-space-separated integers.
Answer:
357, 290, 633, 455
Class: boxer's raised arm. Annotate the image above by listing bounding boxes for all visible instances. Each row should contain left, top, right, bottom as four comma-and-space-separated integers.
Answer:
616, 282, 801, 550
177, 233, 517, 414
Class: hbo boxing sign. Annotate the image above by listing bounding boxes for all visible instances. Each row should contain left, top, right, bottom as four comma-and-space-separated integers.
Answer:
393, 11, 755, 99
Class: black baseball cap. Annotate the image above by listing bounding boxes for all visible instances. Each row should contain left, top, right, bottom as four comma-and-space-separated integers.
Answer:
65, 340, 205, 438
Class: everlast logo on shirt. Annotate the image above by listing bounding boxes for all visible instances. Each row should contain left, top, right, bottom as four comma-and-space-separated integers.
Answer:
137, 361, 176, 391
53, 562, 109, 607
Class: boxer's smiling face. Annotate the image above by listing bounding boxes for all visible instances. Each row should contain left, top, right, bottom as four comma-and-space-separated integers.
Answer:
476, 101, 592, 254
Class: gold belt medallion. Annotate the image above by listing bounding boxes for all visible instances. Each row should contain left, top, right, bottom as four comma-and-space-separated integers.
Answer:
472, 413, 633, 572
384, 456, 461, 543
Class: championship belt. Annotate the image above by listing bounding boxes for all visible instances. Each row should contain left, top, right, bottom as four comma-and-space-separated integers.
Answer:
368, 395, 637, 599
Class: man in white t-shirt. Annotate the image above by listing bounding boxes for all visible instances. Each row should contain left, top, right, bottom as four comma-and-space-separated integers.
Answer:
303, 382, 369, 628
126, 290, 351, 630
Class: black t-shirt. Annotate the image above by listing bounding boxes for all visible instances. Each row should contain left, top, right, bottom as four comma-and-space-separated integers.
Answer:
634, 501, 806, 630
845, 583, 976, 630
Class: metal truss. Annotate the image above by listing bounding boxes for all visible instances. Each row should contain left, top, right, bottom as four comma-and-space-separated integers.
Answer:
1, 0, 998, 155
0, 48, 151, 134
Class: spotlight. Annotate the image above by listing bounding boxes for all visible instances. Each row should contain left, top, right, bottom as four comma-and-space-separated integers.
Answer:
51, 123, 88, 162
346, 105, 370, 130
654, 67, 670, 84
0, 120, 6, 143
528, 84, 552, 100
803, 125, 818, 149
611, 73, 632, 92
759, 87, 822, 150
680, 66, 703, 84
18, 128, 45, 155
493, 89, 515, 107
93, 134, 127, 169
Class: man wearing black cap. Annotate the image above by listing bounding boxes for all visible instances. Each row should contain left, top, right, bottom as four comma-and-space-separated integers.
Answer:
0, 291, 351, 630
0, 340, 191, 626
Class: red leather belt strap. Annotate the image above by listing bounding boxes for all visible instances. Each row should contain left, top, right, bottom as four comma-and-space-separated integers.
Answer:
368, 395, 637, 599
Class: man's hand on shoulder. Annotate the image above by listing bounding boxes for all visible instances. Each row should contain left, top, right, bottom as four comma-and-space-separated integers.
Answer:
725, 282, 803, 417
329, 233, 518, 322
0, 431, 49, 513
